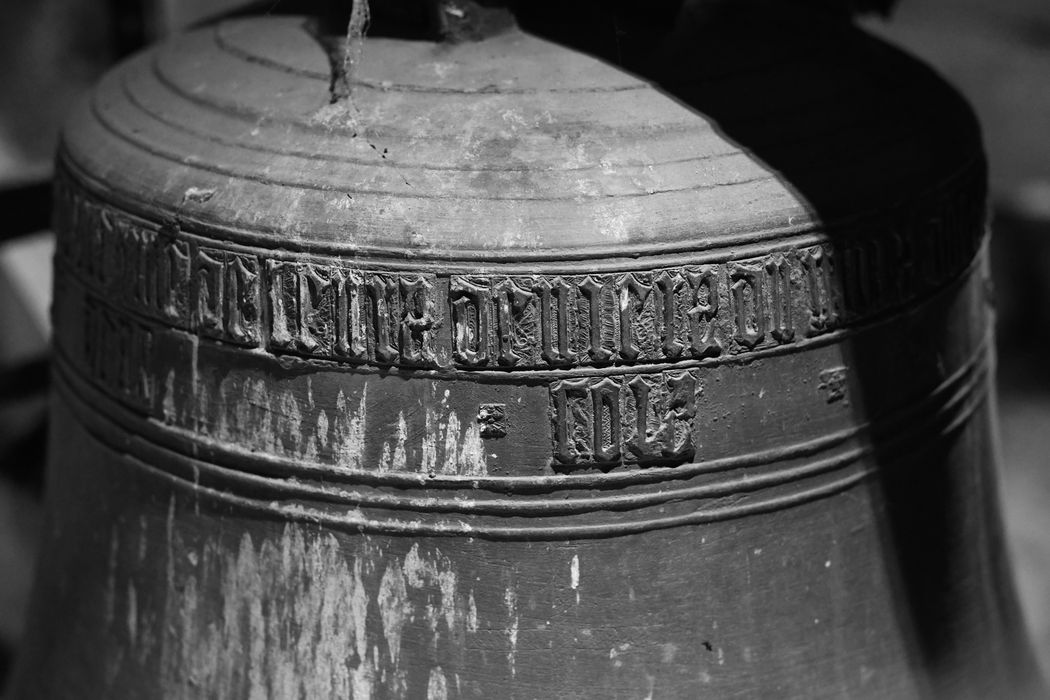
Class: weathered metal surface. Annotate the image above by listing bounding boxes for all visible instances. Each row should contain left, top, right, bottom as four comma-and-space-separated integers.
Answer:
8, 6, 1046, 699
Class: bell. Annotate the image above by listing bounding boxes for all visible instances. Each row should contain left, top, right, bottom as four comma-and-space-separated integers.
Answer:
8, 1, 1046, 697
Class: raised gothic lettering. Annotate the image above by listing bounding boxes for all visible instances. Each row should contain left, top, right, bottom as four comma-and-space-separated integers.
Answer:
450, 276, 491, 366
617, 273, 651, 362
626, 370, 696, 463
365, 274, 400, 364
729, 261, 765, 349
800, 246, 840, 335
83, 299, 154, 412
550, 377, 621, 467
57, 173, 988, 374
400, 275, 439, 365
334, 269, 367, 359
194, 247, 225, 336
157, 235, 190, 325
298, 264, 336, 354
493, 278, 534, 367
579, 276, 613, 362
685, 267, 722, 358
550, 370, 698, 470
266, 260, 296, 350
653, 271, 684, 359
225, 254, 259, 345
765, 253, 795, 343
533, 277, 574, 366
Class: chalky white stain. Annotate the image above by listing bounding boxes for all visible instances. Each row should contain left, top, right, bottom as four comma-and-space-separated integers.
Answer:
570, 553, 581, 605
441, 406, 463, 475
177, 525, 508, 698
182, 371, 485, 477
333, 386, 368, 471
505, 587, 519, 678
424, 385, 487, 477
162, 370, 176, 423
378, 411, 409, 473
426, 667, 448, 700
377, 562, 408, 668
316, 409, 330, 450
592, 199, 639, 243
186, 372, 373, 471
466, 590, 478, 633
117, 526, 490, 697
403, 543, 459, 633
157, 527, 375, 699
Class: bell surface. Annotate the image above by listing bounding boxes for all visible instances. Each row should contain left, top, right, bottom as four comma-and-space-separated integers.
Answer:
8, 4, 1046, 698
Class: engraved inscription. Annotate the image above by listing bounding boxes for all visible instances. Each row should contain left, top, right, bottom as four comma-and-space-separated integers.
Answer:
83, 299, 154, 412
685, 266, 722, 358
533, 277, 574, 366
400, 275, 439, 365
450, 276, 491, 366
550, 369, 700, 470
729, 261, 765, 349
55, 167, 987, 374
800, 246, 840, 335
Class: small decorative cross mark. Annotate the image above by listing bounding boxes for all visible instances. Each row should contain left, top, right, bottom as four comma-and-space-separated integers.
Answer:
477, 403, 507, 438
818, 367, 849, 404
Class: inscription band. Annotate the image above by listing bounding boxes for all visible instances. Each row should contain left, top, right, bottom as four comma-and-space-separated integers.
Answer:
54, 165, 985, 375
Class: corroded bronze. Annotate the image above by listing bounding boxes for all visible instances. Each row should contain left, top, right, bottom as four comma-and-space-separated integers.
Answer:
9, 3, 1046, 698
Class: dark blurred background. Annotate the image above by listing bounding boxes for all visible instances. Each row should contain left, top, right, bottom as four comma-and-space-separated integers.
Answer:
0, 0, 1047, 690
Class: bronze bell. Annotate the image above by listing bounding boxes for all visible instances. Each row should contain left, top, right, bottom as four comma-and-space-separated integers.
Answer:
8, 1, 1046, 697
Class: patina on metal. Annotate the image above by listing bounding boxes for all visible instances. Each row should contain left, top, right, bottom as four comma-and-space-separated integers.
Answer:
8, 1, 1046, 698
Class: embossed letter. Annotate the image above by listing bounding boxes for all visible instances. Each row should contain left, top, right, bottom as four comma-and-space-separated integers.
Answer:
533, 277, 574, 366
579, 276, 613, 362
685, 266, 722, 358
617, 273, 651, 362
493, 278, 534, 367
400, 275, 439, 365
450, 276, 491, 366
729, 261, 765, 349
765, 253, 795, 343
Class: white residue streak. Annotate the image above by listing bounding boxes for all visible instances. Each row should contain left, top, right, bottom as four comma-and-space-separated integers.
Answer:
427, 385, 487, 476
162, 370, 176, 423
189, 374, 485, 476
466, 591, 478, 633
377, 562, 408, 668
334, 386, 368, 470
505, 587, 519, 677
427, 667, 448, 700
102, 525, 487, 698
403, 543, 459, 633
379, 411, 409, 472
570, 554, 580, 590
